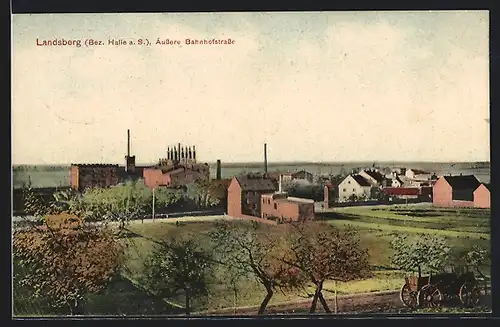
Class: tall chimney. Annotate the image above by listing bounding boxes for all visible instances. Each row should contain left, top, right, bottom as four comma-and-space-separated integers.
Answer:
167, 147, 170, 160
178, 143, 181, 162
127, 129, 130, 157
278, 173, 282, 193
264, 143, 268, 174
216, 159, 222, 180
188, 146, 192, 159
193, 146, 196, 162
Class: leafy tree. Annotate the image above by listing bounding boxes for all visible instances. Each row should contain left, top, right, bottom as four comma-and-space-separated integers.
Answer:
13, 213, 124, 315
285, 223, 372, 313
142, 238, 213, 315
348, 194, 358, 202
390, 235, 451, 277
185, 181, 220, 209
209, 221, 304, 314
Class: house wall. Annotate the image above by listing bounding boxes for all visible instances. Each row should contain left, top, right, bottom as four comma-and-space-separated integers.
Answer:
432, 177, 452, 206
474, 185, 490, 208
227, 179, 242, 217
70, 166, 79, 191
261, 198, 299, 222
338, 176, 371, 202
143, 168, 171, 189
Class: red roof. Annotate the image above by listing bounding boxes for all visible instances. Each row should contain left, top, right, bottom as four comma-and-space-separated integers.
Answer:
382, 187, 420, 196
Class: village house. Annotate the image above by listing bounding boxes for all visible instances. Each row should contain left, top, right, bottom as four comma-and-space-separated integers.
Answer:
338, 174, 372, 202
405, 169, 432, 180
382, 187, 421, 200
227, 176, 277, 218
383, 172, 404, 188
432, 175, 481, 208
227, 175, 315, 222
359, 169, 385, 187
261, 193, 315, 223
473, 183, 490, 208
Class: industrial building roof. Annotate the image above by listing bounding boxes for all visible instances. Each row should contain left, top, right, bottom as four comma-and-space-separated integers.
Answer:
236, 177, 277, 191
443, 175, 481, 190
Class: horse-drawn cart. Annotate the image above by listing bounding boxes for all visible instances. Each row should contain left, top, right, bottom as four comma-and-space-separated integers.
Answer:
400, 271, 481, 308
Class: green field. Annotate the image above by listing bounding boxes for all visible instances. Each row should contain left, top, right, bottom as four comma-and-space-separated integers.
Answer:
14, 203, 491, 315
119, 204, 491, 312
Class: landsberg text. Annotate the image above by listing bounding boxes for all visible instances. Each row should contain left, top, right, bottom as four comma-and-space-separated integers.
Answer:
36, 38, 82, 47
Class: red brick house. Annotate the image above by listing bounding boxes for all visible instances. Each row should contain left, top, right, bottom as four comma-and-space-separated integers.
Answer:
432, 175, 481, 207
227, 177, 277, 218
261, 193, 315, 223
473, 183, 490, 208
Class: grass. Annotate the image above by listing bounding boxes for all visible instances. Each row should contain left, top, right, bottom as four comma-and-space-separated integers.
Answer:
320, 204, 490, 240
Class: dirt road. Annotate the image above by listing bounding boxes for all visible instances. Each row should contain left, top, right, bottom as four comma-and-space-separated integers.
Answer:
200, 290, 404, 316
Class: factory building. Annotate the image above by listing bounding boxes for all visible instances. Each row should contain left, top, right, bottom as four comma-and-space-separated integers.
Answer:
70, 164, 120, 192
143, 143, 210, 189
69, 129, 146, 192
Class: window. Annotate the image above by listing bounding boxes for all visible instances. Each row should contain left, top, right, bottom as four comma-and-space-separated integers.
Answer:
274, 203, 277, 210
252, 204, 257, 210
353, 189, 355, 192
262, 198, 265, 204
343, 188, 346, 192
348, 181, 351, 184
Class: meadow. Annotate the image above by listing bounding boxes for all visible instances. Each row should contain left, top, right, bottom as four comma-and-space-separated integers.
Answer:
115, 203, 491, 313
13, 202, 491, 315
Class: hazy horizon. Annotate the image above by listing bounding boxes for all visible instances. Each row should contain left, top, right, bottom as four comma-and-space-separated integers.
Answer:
12, 11, 490, 164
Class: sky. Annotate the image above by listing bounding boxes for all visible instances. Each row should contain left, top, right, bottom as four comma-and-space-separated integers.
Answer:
12, 11, 490, 165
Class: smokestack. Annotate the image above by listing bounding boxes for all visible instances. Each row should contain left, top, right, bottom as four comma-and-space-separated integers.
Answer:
193, 146, 196, 162
216, 159, 222, 180
127, 129, 130, 157
188, 146, 192, 159
178, 143, 181, 162
264, 143, 268, 173
167, 147, 170, 160
278, 174, 282, 193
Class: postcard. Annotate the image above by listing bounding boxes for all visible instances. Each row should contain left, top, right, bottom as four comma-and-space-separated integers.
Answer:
11, 11, 491, 317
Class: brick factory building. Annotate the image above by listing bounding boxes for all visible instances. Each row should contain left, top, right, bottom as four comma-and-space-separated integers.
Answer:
70, 164, 120, 192
143, 143, 210, 189
227, 175, 315, 222
432, 175, 481, 208
473, 183, 490, 208
69, 130, 146, 191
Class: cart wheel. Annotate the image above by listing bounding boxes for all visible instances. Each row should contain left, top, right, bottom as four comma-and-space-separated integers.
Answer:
399, 283, 418, 308
459, 282, 481, 307
417, 284, 443, 308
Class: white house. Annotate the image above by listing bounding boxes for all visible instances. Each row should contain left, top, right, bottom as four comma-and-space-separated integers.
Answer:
338, 174, 372, 202
405, 169, 432, 180
384, 173, 404, 187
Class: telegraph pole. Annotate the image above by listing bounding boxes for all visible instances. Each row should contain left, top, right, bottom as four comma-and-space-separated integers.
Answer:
152, 187, 156, 222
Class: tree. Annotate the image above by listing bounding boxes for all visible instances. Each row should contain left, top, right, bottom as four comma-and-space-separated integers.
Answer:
390, 235, 451, 277
285, 223, 372, 313
209, 221, 304, 314
13, 213, 124, 315
185, 181, 220, 209
142, 238, 214, 315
